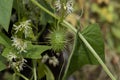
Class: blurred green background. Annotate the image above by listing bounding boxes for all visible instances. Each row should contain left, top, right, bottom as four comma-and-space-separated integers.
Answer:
66, 0, 120, 80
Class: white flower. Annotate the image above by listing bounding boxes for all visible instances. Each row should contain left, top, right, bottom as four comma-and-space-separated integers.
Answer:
66, 0, 73, 14
56, 53, 60, 56
13, 20, 32, 38
11, 36, 27, 53
7, 52, 27, 71
12, 58, 27, 71
49, 56, 59, 67
54, 0, 61, 11
7, 52, 17, 62
18, 58, 27, 71
41, 54, 49, 63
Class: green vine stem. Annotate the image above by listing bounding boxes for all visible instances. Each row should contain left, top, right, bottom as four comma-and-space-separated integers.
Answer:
13, 73, 16, 80
16, 72, 29, 80
30, 0, 116, 80
33, 60, 37, 80
13, 68, 29, 80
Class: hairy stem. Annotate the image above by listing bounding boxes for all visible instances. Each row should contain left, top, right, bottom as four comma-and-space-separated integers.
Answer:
30, 0, 116, 80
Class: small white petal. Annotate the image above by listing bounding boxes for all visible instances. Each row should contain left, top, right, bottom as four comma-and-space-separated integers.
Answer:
13, 20, 32, 38
42, 54, 49, 63
49, 56, 59, 67
7, 52, 17, 62
66, 1, 73, 14
11, 36, 27, 53
54, 0, 61, 11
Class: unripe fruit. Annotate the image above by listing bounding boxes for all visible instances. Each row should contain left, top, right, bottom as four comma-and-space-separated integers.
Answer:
48, 28, 66, 52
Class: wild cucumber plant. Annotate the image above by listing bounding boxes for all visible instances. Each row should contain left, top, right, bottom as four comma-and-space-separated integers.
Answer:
0, 0, 116, 80
48, 28, 67, 52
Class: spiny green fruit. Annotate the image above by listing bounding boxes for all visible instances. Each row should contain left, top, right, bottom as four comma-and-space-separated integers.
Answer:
48, 28, 66, 52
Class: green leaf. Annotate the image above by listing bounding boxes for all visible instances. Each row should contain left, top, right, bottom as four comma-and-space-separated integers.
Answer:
0, 55, 7, 64
0, 0, 13, 31
0, 55, 7, 71
63, 24, 104, 80
1, 47, 20, 59
44, 64, 55, 80
1, 47, 11, 58
1, 44, 51, 59
39, 0, 54, 25
22, 44, 51, 59
38, 62, 55, 80
0, 61, 7, 71
0, 32, 11, 47
38, 63, 46, 79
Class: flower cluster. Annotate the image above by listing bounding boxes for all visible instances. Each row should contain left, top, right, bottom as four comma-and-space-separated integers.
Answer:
13, 20, 32, 38
54, 0, 61, 11
7, 52, 27, 71
7, 52, 17, 62
11, 20, 32, 53
17, 58, 27, 71
54, 0, 73, 14
42, 54, 59, 67
66, 1, 73, 14
11, 36, 27, 53
49, 56, 59, 67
